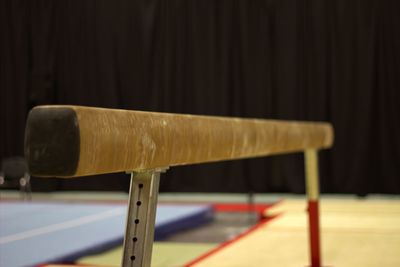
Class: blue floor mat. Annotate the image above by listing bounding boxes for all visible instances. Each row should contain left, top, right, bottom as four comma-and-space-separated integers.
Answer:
0, 201, 214, 267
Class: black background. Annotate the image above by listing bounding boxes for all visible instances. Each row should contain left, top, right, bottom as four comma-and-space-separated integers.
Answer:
1, 0, 399, 194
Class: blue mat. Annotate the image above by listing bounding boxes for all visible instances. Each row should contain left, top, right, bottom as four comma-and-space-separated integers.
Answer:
0, 202, 214, 267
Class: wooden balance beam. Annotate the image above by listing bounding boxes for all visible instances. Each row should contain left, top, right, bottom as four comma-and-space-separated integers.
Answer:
25, 105, 334, 267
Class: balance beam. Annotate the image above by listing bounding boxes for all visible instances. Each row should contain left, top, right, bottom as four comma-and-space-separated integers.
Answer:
25, 105, 333, 177
24, 105, 334, 267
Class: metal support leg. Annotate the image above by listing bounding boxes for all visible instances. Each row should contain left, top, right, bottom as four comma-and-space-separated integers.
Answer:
304, 149, 321, 267
122, 170, 164, 267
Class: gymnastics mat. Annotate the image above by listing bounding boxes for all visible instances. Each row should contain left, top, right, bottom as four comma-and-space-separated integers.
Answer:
0, 202, 214, 267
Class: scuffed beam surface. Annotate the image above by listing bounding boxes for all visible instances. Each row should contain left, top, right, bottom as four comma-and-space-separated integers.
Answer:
25, 105, 333, 177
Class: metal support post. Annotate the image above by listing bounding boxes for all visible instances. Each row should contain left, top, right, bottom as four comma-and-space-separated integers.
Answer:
121, 170, 165, 267
304, 149, 321, 267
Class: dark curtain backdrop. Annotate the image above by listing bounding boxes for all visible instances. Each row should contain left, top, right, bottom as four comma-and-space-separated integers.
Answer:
1, 0, 399, 194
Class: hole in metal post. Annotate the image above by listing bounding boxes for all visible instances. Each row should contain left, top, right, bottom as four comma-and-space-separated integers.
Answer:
133, 237, 138, 242
139, 184, 143, 188
135, 219, 140, 224
136, 201, 142, 206
130, 256, 135, 261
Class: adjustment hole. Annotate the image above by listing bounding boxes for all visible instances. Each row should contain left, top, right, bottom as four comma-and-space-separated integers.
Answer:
130, 256, 135, 261
135, 219, 140, 224
138, 184, 143, 188
133, 237, 138, 242
136, 201, 142, 206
